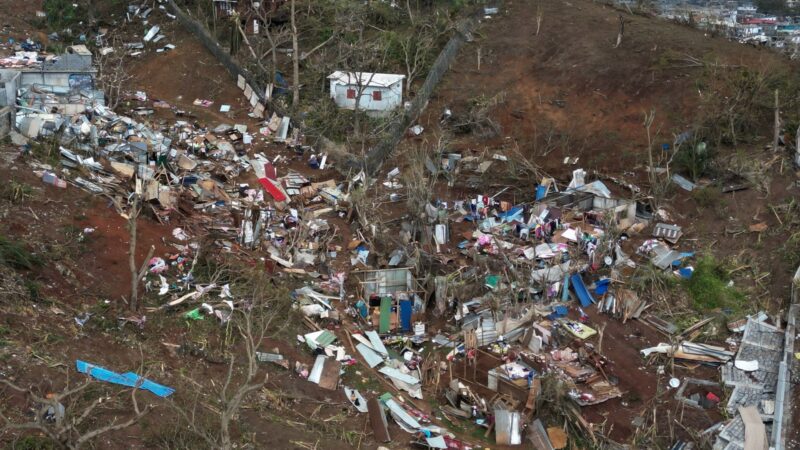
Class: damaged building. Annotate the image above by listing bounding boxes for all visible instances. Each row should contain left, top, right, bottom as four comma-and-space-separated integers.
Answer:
0, 45, 102, 139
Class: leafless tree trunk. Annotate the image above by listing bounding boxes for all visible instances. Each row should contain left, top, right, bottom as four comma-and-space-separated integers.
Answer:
290, 0, 300, 106
773, 89, 780, 152
110, 184, 154, 311
614, 14, 625, 48
536, 1, 543, 36
264, 25, 280, 85
352, 72, 377, 136
95, 36, 132, 110
406, 0, 416, 24
233, 14, 271, 80
127, 194, 155, 311
795, 123, 800, 166
399, 30, 434, 93
644, 109, 656, 189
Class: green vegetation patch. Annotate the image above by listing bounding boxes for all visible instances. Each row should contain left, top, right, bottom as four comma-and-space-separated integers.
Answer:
684, 255, 746, 313
0, 235, 42, 271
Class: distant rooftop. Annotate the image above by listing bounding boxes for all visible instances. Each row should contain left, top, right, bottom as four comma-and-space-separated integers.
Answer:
24, 53, 95, 73
328, 71, 405, 88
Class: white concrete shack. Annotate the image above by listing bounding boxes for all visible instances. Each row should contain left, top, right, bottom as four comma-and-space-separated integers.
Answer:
0, 45, 102, 139
327, 71, 405, 116
18, 45, 97, 90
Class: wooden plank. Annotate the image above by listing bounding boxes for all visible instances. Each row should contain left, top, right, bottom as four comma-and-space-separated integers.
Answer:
525, 378, 541, 413
367, 397, 391, 443
318, 358, 340, 390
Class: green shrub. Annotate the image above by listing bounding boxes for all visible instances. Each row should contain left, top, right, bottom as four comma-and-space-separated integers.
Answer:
9, 435, 57, 450
691, 187, 721, 208
684, 255, 746, 313
674, 141, 712, 181
0, 235, 42, 270
43, 0, 85, 30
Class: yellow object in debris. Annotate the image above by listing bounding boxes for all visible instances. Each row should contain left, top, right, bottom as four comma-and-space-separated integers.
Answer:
795, 352, 800, 360
559, 319, 597, 340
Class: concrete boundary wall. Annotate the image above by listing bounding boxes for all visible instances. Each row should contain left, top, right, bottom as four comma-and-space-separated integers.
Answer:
166, 0, 274, 111
0, 106, 11, 138
775, 265, 800, 450
360, 10, 483, 174
166, 0, 493, 174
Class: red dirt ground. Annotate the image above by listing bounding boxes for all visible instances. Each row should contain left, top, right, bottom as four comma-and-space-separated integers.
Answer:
2, 0, 799, 448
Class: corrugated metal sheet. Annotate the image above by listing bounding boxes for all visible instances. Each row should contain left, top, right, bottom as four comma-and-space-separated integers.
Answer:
384, 397, 421, 430
304, 330, 336, 349
356, 343, 384, 368
477, 317, 498, 346
255, 352, 283, 362
494, 408, 522, 445
379, 367, 420, 385
651, 245, 682, 269
528, 419, 555, 450
359, 268, 413, 297
379, 297, 392, 334
365, 330, 389, 355
308, 355, 326, 384
426, 436, 447, 448
653, 223, 683, 243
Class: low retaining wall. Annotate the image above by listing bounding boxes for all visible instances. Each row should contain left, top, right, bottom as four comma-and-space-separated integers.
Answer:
166, 0, 271, 108
360, 11, 483, 174
774, 265, 800, 450
0, 106, 11, 138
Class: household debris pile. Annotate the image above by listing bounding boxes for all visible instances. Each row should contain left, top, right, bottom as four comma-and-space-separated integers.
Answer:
2, 27, 794, 450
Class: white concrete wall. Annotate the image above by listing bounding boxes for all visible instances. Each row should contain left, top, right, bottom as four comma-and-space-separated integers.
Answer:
0, 70, 20, 107
20, 72, 74, 88
330, 81, 402, 114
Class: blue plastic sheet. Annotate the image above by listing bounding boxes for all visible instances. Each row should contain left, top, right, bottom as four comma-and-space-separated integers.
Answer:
399, 299, 412, 331
76, 360, 175, 397
594, 278, 611, 295
570, 273, 595, 307
535, 185, 547, 201
546, 305, 569, 321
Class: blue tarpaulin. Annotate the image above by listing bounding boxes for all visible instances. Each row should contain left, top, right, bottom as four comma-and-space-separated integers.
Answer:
355, 300, 368, 318
497, 206, 523, 223
546, 305, 569, 321
399, 299, 412, 331
594, 278, 611, 296
570, 273, 595, 307
76, 360, 175, 397
535, 185, 547, 201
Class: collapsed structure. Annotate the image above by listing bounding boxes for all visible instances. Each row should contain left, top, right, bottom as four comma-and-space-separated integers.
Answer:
0, 5, 796, 450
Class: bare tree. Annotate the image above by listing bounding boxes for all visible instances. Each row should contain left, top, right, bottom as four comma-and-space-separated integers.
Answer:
795, 123, 800, 166
290, 0, 300, 106
0, 376, 150, 449
403, 136, 445, 246
95, 36, 132, 110
236, 4, 293, 89
773, 89, 780, 152
644, 109, 656, 190
398, 28, 436, 93
536, 1, 544, 36
614, 14, 625, 48
172, 275, 291, 450
108, 181, 155, 312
